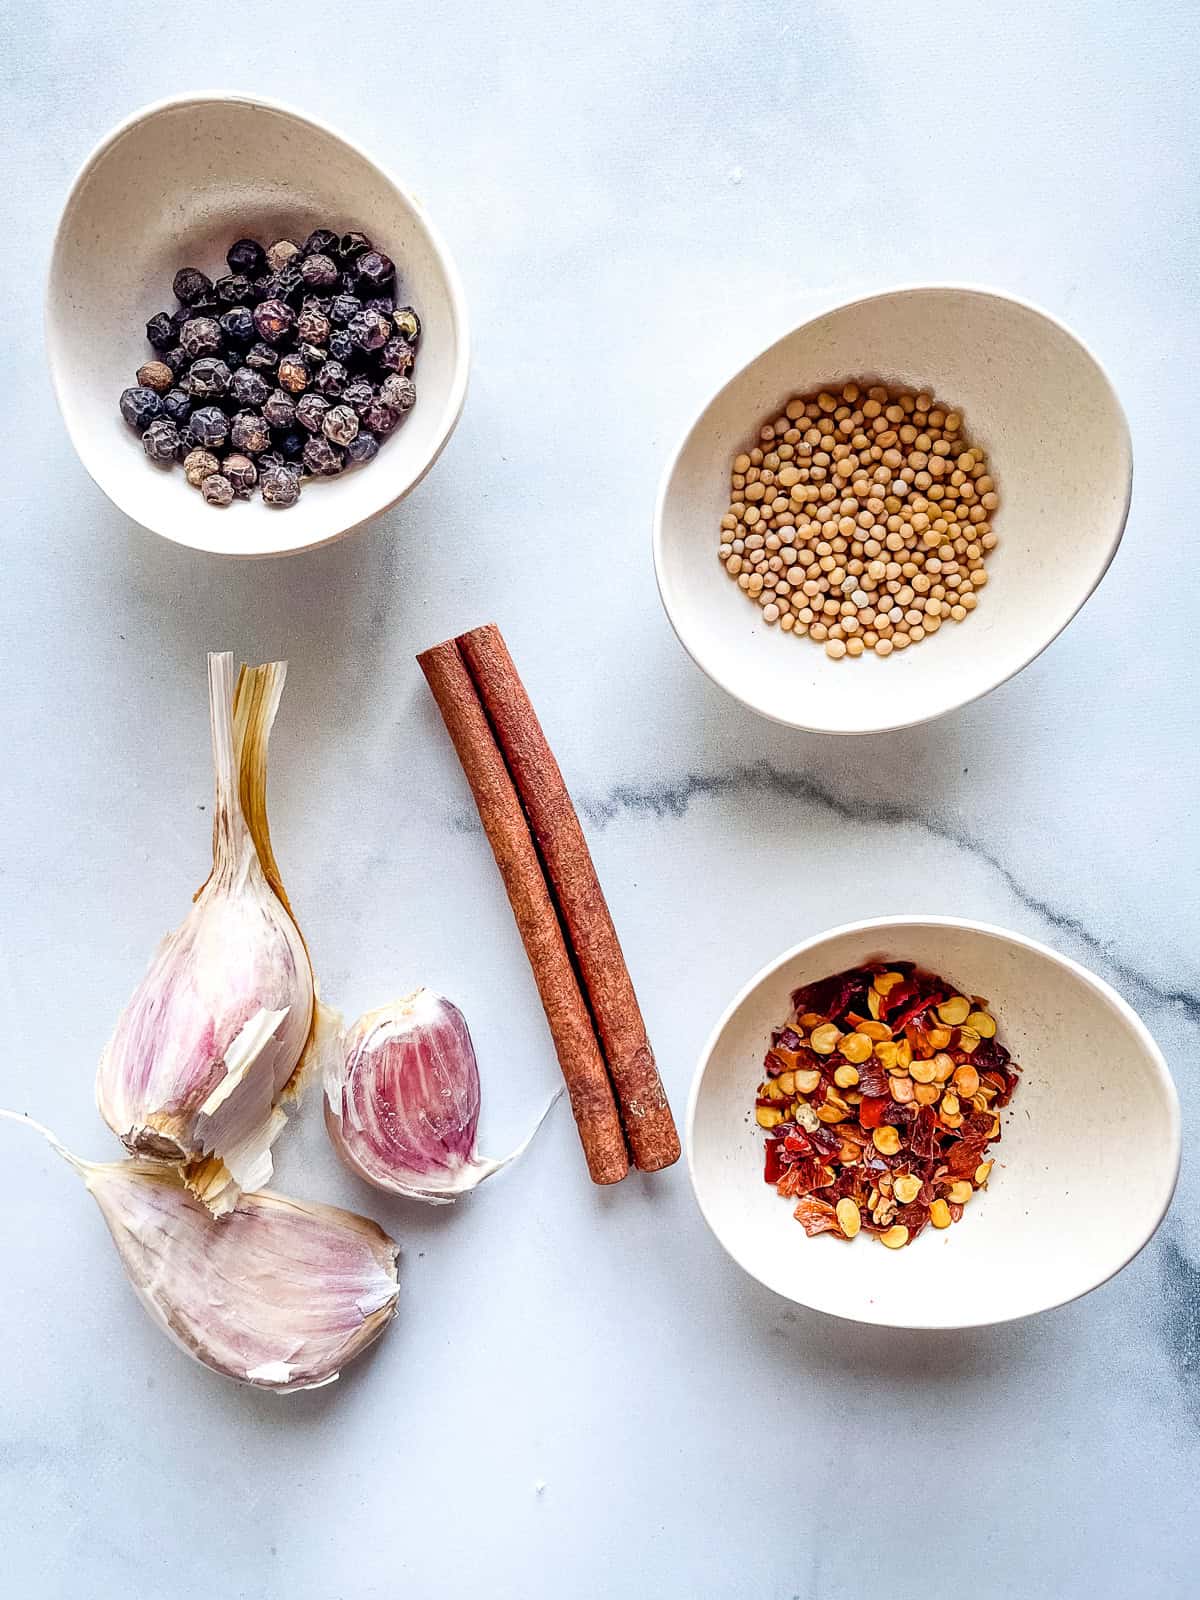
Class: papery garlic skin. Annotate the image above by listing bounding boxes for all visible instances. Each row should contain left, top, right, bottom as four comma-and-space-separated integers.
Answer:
324, 989, 558, 1203
96, 653, 314, 1212
1, 1113, 398, 1393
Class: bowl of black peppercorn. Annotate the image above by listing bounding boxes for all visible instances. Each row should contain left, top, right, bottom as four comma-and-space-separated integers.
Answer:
48, 93, 469, 557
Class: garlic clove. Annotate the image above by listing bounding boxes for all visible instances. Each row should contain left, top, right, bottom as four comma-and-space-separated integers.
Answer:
324, 989, 560, 1204
2, 1112, 398, 1393
96, 652, 316, 1213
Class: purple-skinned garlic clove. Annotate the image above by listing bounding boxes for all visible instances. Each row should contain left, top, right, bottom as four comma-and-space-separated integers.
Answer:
323, 989, 559, 1203
96, 652, 317, 1215
1, 1112, 398, 1393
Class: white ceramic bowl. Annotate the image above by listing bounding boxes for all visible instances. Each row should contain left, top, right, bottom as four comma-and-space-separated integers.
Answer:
47, 94, 469, 558
654, 287, 1132, 732
688, 916, 1179, 1329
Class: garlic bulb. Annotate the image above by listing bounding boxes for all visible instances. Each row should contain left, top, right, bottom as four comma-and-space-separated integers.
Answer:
324, 989, 559, 1203
2, 1113, 398, 1393
97, 652, 315, 1214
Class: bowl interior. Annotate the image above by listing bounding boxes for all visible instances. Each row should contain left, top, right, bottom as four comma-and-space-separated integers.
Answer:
689, 919, 1178, 1328
47, 96, 466, 557
656, 288, 1131, 731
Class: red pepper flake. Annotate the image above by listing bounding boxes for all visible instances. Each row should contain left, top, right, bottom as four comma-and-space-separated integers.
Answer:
754, 961, 1021, 1248
793, 1195, 840, 1237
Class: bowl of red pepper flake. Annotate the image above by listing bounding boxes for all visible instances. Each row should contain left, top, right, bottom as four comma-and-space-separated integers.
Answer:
687, 916, 1180, 1328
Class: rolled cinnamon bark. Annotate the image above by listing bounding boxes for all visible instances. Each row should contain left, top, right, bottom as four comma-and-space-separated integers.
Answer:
457, 624, 680, 1173
417, 640, 629, 1186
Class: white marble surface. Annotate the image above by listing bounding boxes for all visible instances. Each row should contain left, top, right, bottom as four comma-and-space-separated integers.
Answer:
2, 3, 1198, 1596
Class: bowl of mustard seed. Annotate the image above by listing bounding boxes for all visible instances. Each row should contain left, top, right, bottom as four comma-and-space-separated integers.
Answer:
653, 285, 1132, 732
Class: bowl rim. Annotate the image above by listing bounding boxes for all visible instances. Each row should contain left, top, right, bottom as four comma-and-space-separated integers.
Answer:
652, 282, 1134, 735
45, 89, 471, 560
685, 912, 1181, 1330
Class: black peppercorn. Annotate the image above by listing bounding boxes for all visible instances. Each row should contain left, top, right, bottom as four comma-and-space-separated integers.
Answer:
161, 345, 189, 376
185, 358, 232, 399
303, 227, 339, 257
220, 306, 255, 346
303, 436, 345, 476
341, 379, 376, 416
363, 400, 398, 436
222, 453, 258, 497
380, 374, 417, 415
180, 317, 224, 360
296, 393, 330, 433
201, 473, 234, 507
300, 253, 339, 290
337, 231, 371, 264
212, 273, 250, 307
145, 311, 176, 351
227, 238, 267, 277
266, 240, 301, 273
355, 250, 395, 291
345, 431, 379, 465
231, 366, 271, 408
277, 354, 310, 394
120, 386, 162, 430
313, 359, 348, 398
323, 403, 359, 446
329, 294, 360, 327
253, 298, 295, 344
230, 410, 272, 454
364, 295, 395, 317
136, 360, 175, 393
267, 262, 306, 305
392, 307, 421, 344
142, 417, 182, 462
186, 407, 230, 451
262, 468, 301, 508
296, 307, 331, 346
349, 310, 391, 352
297, 342, 328, 371
161, 387, 192, 425
184, 447, 221, 487
263, 388, 298, 430
379, 336, 414, 375
173, 266, 213, 305
278, 432, 307, 463
328, 330, 355, 364
245, 341, 280, 374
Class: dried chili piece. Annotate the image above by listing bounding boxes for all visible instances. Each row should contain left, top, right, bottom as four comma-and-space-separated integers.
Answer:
793, 1195, 840, 1237
778, 1157, 833, 1198
755, 960, 1020, 1247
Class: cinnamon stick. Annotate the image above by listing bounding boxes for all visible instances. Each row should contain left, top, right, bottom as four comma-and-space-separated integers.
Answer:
417, 639, 629, 1186
457, 624, 680, 1173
